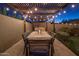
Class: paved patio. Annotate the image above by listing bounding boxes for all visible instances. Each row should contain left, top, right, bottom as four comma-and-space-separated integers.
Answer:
53, 39, 76, 56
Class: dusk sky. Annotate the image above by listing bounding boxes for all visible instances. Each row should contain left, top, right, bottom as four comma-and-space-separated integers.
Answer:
52, 4, 79, 23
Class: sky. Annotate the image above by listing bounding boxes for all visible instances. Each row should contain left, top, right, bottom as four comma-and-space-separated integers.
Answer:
49, 3, 79, 23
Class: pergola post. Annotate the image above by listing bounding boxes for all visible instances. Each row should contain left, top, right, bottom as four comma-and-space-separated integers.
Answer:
23, 15, 28, 33
24, 19, 26, 32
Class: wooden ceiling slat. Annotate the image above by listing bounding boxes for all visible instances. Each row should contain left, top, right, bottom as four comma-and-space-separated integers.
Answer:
7, 3, 68, 20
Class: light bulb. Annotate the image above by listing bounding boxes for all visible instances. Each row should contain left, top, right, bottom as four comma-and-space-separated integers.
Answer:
14, 11, 17, 14
6, 8, 10, 11
72, 4, 75, 8
35, 8, 38, 11
63, 11, 66, 13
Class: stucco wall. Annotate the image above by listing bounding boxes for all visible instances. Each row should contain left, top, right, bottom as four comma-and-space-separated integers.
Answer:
0, 14, 32, 52
55, 24, 71, 32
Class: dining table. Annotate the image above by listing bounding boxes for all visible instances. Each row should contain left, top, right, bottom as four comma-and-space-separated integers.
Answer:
26, 31, 54, 56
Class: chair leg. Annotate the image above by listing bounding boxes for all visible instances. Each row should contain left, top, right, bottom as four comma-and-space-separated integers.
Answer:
23, 46, 26, 56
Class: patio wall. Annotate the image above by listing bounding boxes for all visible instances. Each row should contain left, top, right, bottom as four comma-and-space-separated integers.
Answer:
55, 24, 70, 32
0, 14, 33, 53
32, 22, 53, 32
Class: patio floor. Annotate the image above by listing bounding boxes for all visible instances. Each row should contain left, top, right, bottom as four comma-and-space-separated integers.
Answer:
4, 39, 76, 56
53, 39, 76, 56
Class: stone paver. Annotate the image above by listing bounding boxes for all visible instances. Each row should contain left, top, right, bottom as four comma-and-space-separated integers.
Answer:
3, 39, 76, 56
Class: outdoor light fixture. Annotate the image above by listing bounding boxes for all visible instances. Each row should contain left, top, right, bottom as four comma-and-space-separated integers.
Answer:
34, 8, 38, 11
72, 4, 75, 8
63, 11, 66, 13
13, 11, 17, 14
6, 7, 10, 11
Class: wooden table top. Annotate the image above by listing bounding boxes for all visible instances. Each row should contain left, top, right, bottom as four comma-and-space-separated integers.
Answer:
27, 31, 52, 40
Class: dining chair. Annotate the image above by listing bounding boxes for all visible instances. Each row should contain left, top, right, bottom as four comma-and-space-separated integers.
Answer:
47, 32, 55, 55
28, 40, 51, 56
22, 32, 31, 56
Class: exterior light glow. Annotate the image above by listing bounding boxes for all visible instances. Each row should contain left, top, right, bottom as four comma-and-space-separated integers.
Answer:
14, 11, 17, 14
35, 8, 38, 11
63, 11, 66, 13
6, 8, 10, 11
72, 4, 75, 8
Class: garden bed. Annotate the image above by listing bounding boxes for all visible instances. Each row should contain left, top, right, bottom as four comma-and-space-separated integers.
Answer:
55, 31, 79, 55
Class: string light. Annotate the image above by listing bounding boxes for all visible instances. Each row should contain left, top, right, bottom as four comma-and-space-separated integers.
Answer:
34, 8, 38, 11
6, 8, 10, 11
13, 11, 17, 14
72, 4, 75, 8
63, 11, 66, 13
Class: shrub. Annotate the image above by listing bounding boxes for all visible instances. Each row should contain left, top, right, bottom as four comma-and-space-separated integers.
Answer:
55, 32, 70, 42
